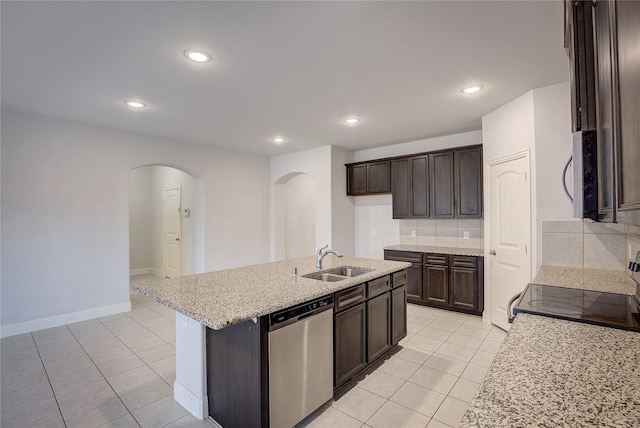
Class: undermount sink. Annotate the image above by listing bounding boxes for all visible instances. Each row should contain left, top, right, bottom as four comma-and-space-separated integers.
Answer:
302, 266, 374, 282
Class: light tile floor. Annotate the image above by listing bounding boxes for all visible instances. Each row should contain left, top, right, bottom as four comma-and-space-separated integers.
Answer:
1, 274, 506, 428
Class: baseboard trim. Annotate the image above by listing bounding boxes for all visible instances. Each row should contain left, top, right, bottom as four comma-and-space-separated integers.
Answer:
174, 380, 208, 420
0, 301, 132, 338
130, 267, 165, 277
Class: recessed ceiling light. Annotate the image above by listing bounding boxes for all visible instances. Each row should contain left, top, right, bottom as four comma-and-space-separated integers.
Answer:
272, 136, 286, 144
344, 117, 361, 125
184, 49, 211, 63
125, 100, 146, 109
461, 85, 483, 94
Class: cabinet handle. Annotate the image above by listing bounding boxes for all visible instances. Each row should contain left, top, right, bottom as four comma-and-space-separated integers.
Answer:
489, 250, 496, 255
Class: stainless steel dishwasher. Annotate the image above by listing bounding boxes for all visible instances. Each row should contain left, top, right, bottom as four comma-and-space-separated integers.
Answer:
268, 295, 334, 428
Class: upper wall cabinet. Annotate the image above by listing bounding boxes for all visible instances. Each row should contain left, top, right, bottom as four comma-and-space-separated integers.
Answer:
566, 0, 597, 132
346, 160, 391, 195
349, 145, 483, 219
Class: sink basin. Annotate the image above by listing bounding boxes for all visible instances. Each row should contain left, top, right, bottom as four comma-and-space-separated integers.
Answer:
302, 272, 348, 282
324, 266, 373, 277
302, 266, 374, 282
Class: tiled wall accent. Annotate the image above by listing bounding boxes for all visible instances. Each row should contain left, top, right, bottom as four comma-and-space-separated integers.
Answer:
541, 220, 627, 270
399, 219, 483, 249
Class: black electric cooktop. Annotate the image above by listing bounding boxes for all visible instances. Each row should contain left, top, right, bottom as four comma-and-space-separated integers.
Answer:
513, 283, 640, 332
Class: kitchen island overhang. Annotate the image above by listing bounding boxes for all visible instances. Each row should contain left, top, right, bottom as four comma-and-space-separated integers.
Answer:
132, 256, 410, 425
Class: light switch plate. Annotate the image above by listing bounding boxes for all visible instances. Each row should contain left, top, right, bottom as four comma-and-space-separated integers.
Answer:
464, 231, 470, 239
411, 230, 417, 237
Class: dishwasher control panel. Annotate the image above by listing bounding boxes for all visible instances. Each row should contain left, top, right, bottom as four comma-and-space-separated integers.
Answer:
269, 296, 333, 328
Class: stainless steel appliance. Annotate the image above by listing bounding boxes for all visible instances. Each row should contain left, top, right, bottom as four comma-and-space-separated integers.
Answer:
572, 129, 598, 221
268, 296, 334, 428
508, 252, 640, 331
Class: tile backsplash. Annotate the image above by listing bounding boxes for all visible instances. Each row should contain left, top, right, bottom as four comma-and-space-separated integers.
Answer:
399, 218, 483, 249
540, 219, 640, 271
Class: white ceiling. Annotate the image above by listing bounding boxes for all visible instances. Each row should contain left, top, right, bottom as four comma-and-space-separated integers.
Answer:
1, 1, 569, 157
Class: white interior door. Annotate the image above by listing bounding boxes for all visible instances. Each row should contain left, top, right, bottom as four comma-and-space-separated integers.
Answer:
164, 187, 182, 278
488, 153, 531, 330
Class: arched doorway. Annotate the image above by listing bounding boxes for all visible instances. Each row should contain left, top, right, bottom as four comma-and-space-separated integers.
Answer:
274, 173, 317, 260
129, 165, 204, 280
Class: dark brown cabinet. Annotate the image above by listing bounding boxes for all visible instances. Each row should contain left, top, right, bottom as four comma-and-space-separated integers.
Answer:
455, 147, 483, 217
367, 293, 391, 362
346, 160, 391, 195
334, 302, 367, 388
391, 159, 410, 218
430, 152, 455, 218
391, 155, 430, 219
424, 254, 449, 305
385, 250, 484, 315
566, 0, 597, 132
333, 272, 406, 390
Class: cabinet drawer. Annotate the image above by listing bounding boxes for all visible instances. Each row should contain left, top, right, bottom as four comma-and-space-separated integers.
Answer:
335, 285, 365, 312
451, 256, 477, 268
425, 253, 448, 266
367, 276, 390, 298
384, 250, 423, 263
392, 270, 407, 288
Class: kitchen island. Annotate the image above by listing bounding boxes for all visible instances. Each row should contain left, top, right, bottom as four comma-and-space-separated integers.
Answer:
132, 256, 410, 426
460, 313, 640, 427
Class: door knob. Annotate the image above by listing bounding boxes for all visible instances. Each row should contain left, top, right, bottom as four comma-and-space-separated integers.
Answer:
489, 250, 496, 255
175, 237, 180, 242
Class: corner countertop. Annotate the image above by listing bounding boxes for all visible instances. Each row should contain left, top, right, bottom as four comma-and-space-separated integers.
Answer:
461, 313, 640, 427
534, 265, 637, 295
384, 244, 483, 257
131, 256, 410, 330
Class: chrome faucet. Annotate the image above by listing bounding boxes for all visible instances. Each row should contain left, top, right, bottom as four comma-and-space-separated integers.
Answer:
316, 244, 343, 270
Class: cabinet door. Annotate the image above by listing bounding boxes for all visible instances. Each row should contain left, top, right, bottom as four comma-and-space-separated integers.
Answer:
430, 152, 455, 218
411, 156, 429, 217
368, 161, 391, 193
455, 147, 483, 218
391, 159, 410, 219
614, 0, 640, 224
424, 264, 448, 305
406, 263, 423, 303
347, 164, 367, 195
391, 286, 407, 346
367, 293, 391, 362
334, 304, 367, 387
450, 267, 478, 311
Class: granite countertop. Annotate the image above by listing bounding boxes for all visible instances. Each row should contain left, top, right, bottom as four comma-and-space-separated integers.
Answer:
534, 265, 637, 295
132, 256, 410, 330
461, 313, 640, 427
384, 244, 483, 257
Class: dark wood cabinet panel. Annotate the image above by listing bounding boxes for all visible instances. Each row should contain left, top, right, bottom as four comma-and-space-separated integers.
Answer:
614, 0, 640, 224
411, 156, 429, 217
385, 250, 483, 315
347, 164, 367, 195
334, 303, 367, 387
455, 147, 483, 218
450, 267, 477, 311
346, 161, 390, 195
424, 264, 448, 305
368, 161, 391, 193
391, 285, 407, 346
430, 152, 455, 218
391, 159, 410, 218
566, 0, 597, 132
367, 293, 391, 362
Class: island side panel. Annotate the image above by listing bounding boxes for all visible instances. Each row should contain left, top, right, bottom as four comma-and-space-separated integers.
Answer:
174, 312, 208, 419
206, 317, 269, 428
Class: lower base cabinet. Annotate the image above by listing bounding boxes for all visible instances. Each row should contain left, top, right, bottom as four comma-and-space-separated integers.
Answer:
334, 271, 408, 390
385, 250, 484, 315
334, 303, 367, 387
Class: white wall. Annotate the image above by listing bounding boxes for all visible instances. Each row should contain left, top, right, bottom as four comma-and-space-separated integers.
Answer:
270, 146, 355, 259
282, 174, 316, 259
352, 130, 484, 259
1, 110, 270, 335
129, 167, 153, 270
331, 146, 356, 257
